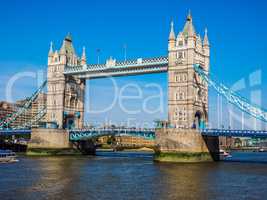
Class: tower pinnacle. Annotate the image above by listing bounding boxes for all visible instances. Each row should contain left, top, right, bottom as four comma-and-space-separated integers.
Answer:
81, 46, 86, 65
187, 10, 192, 21
49, 41, 53, 56
203, 28, 210, 46
183, 10, 195, 37
169, 20, 176, 41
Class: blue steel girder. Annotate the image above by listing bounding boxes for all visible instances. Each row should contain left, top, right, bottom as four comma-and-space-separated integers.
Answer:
193, 64, 267, 123
201, 129, 267, 138
0, 129, 31, 136
69, 129, 155, 141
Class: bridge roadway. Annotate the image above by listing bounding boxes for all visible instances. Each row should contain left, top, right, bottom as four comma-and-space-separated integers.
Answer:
1, 128, 267, 139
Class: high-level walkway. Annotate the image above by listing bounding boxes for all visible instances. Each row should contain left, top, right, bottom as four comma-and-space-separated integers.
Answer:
64, 57, 168, 79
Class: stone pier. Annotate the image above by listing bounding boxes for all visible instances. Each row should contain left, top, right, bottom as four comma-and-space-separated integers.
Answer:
27, 128, 80, 156
154, 128, 219, 162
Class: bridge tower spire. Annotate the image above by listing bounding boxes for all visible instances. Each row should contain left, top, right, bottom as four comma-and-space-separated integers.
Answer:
81, 46, 87, 65
168, 20, 176, 48
48, 42, 54, 64
203, 28, 210, 72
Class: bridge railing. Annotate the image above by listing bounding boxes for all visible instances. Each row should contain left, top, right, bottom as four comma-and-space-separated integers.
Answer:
64, 56, 168, 73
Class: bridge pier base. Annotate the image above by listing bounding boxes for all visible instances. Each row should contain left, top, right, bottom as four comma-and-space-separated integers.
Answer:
154, 129, 219, 162
74, 140, 96, 155
27, 128, 80, 156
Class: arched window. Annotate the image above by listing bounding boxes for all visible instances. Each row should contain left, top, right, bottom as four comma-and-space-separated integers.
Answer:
176, 93, 179, 100
183, 74, 187, 81
179, 92, 183, 100
178, 52, 183, 59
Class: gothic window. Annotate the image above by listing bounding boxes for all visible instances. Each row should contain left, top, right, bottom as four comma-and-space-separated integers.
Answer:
178, 41, 183, 46
179, 111, 183, 121
183, 74, 187, 81
176, 93, 179, 100
178, 52, 183, 59
183, 107, 187, 121
179, 92, 183, 100
70, 98, 76, 108
52, 113, 56, 120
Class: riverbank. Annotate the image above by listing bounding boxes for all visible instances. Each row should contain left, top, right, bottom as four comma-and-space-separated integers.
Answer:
26, 148, 82, 156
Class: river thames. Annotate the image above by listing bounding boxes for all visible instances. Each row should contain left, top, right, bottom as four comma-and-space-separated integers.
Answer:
1, 152, 267, 200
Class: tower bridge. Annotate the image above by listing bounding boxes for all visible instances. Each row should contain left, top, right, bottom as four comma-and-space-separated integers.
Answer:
1, 12, 267, 161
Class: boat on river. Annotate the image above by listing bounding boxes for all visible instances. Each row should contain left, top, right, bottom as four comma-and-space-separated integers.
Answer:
220, 149, 232, 159
0, 150, 18, 163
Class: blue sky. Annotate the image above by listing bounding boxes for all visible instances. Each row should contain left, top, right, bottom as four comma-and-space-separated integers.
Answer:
1, 0, 267, 128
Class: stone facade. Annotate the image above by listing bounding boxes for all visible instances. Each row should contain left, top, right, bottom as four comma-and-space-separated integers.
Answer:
47, 34, 86, 129
168, 12, 210, 129
28, 128, 71, 149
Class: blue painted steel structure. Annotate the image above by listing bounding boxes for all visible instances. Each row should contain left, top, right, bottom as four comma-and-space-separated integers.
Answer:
201, 129, 267, 138
0, 129, 31, 136
194, 64, 267, 123
69, 128, 155, 141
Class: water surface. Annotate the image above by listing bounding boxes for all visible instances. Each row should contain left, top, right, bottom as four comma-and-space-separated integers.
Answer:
0, 152, 267, 200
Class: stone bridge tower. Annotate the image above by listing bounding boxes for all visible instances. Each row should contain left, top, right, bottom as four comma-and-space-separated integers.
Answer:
168, 12, 210, 129
47, 34, 85, 129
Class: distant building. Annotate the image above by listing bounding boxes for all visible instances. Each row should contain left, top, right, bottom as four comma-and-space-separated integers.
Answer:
98, 135, 155, 147
219, 136, 235, 149
31, 93, 47, 127
116, 135, 155, 147
0, 93, 47, 128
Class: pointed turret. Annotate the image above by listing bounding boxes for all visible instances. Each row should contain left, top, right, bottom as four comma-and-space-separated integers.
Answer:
59, 33, 77, 65
65, 32, 72, 42
203, 28, 210, 70
196, 34, 202, 51
48, 41, 53, 56
183, 10, 195, 37
169, 21, 175, 41
168, 20, 176, 51
60, 33, 75, 55
203, 28, 210, 46
81, 46, 86, 65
